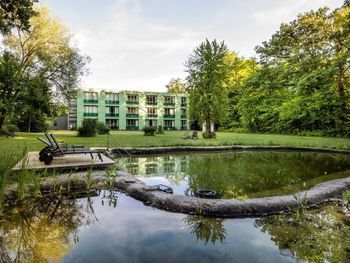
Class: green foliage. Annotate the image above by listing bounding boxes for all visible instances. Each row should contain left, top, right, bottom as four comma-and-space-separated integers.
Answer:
234, 5, 350, 137
185, 39, 230, 132
78, 119, 97, 137
202, 131, 216, 139
293, 192, 308, 221
166, 78, 186, 93
343, 191, 350, 202
143, 126, 157, 136
96, 121, 110, 135
0, 0, 38, 35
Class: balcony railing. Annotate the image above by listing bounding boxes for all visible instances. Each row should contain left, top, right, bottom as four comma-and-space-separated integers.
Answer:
146, 101, 157, 105
126, 126, 139, 130
106, 113, 119, 117
181, 115, 187, 119
126, 114, 139, 118
126, 101, 139, 105
164, 102, 175, 106
181, 103, 187, 107
164, 126, 176, 130
84, 99, 98, 104
163, 114, 175, 118
108, 126, 119, 130
147, 114, 158, 118
181, 126, 187, 130
83, 112, 98, 117
105, 100, 119, 105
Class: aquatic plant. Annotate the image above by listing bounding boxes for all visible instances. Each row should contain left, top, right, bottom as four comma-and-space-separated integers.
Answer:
293, 191, 308, 221
0, 152, 15, 211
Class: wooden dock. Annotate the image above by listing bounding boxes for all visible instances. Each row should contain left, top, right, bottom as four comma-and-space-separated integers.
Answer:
12, 151, 115, 171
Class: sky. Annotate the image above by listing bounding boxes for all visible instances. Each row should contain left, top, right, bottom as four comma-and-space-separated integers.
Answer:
41, 0, 344, 92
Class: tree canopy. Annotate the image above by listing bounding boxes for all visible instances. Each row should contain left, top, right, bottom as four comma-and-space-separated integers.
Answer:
166, 78, 186, 93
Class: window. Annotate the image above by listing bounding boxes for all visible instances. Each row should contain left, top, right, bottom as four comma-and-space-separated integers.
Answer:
84, 92, 98, 99
84, 106, 98, 113
147, 108, 157, 116
106, 106, 118, 114
164, 120, 175, 127
164, 163, 175, 173
106, 119, 119, 129
164, 96, 175, 104
127, 94, 138, 102
181, 97, 187, 106
127, 107, 138, 114
164, 108, 175, 115
181, 108, 187, 117
146, 163, 157, 174
106, 93, 118, 100
146, 95, 157, 105
181, 120, 187, 129
146, 119, 157, 127
127, 119, 138, 126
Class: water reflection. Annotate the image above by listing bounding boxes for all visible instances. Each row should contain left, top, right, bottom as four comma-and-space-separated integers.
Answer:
183, 215, 227, 245
119, 151, 350, 199
255, 205, 350, 263
0, 191, 102, 262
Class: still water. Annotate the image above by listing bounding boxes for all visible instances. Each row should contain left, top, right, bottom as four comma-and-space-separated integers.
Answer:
0, 191, 349, 263
118, 151, 350, 199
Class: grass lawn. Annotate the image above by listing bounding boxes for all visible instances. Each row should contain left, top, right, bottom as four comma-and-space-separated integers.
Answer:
0, 130, 349, 161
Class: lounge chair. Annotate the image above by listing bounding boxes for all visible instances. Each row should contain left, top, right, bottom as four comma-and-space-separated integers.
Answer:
192, 131, 198, 139
182, 131, 191, 139
37, 133, 104, 165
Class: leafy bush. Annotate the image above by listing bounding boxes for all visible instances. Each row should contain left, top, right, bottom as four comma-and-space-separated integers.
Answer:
156, 125, 164, 134
1, 124, 19, 136
202, 131, 216, 139
97, 121, 110, 135
143, 126, 157, 136
78, 119, 97, 137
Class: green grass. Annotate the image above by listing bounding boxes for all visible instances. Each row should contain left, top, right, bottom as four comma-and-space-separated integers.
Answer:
0, 130, 349, 159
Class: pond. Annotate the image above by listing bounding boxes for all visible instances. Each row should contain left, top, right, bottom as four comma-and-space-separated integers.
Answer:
0, 191, 349, 263
118, 151, 350, 199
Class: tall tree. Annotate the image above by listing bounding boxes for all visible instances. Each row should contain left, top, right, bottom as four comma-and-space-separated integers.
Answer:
165, 78, 186, 93
185, 39, 230, 134
0, 0, 38, 35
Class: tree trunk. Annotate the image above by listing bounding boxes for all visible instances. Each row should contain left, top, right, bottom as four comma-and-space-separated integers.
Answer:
0, 114, 5, 131
28, 114, 32, 132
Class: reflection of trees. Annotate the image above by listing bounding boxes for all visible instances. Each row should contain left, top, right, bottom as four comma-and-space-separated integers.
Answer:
0, 191, 100, 263
183, 215, 227, 245
187, 152, 350, 199
255, 205, 350, 263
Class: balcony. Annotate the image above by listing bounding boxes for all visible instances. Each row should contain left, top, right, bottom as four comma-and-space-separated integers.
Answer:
126, 101, 139, 105
106, 113, 119, 117
83, 112, 98, 117
126, 126, 139, 130
84, 99, 98, 104
126, 114, 139, 118
105, 100, 119, 105
109, 126, 119, 130
181, 115, 187, 119
163, 114, 175, 119
164, 102, 175, 106
147, 114, 158, 118
181, 103, 187, 107
146, 101, 157, 106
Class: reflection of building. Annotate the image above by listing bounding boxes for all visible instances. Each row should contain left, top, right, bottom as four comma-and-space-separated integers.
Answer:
69, 90, 189, 130
120, 155, 189, 177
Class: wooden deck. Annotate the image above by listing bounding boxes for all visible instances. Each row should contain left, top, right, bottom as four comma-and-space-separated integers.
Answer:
12, 151, 115, 171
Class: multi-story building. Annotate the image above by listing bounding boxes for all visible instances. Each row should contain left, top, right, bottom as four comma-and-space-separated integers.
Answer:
68, 90, 189, 130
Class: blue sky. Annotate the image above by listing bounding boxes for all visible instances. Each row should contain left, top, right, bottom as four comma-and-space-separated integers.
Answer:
41, 0, 344, 92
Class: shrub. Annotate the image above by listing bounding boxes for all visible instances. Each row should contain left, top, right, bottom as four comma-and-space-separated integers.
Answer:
202, 131, 216, 139
1, 124, 19, 136
97, 121, 110, 135
78, 119, 97, 137
143, 126, 157, 136
156, 125, 164, 134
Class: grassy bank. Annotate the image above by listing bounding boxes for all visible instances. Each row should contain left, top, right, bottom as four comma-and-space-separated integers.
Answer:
0, 130, 349, 159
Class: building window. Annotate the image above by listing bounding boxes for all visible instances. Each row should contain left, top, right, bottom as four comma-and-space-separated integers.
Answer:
146, 95, 157, 105
127, 94, 139, 103
181, 108, 187, 118
106, 93, 118, 104
164, 96, 175, 105
106, 106, 118, 117
84, 92, 98, 103
146, 163, 157, 174
127, 107, 138, 114
146, 119, 157, 127
106, 119, 119, 129
126, 119, 139, 129
164, 120, 175, 128
147, 107, 157, 117
84, 106, 98, 117
181, 120, 187, 130
181, 97, 187, 107
164, 108, 175, 118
